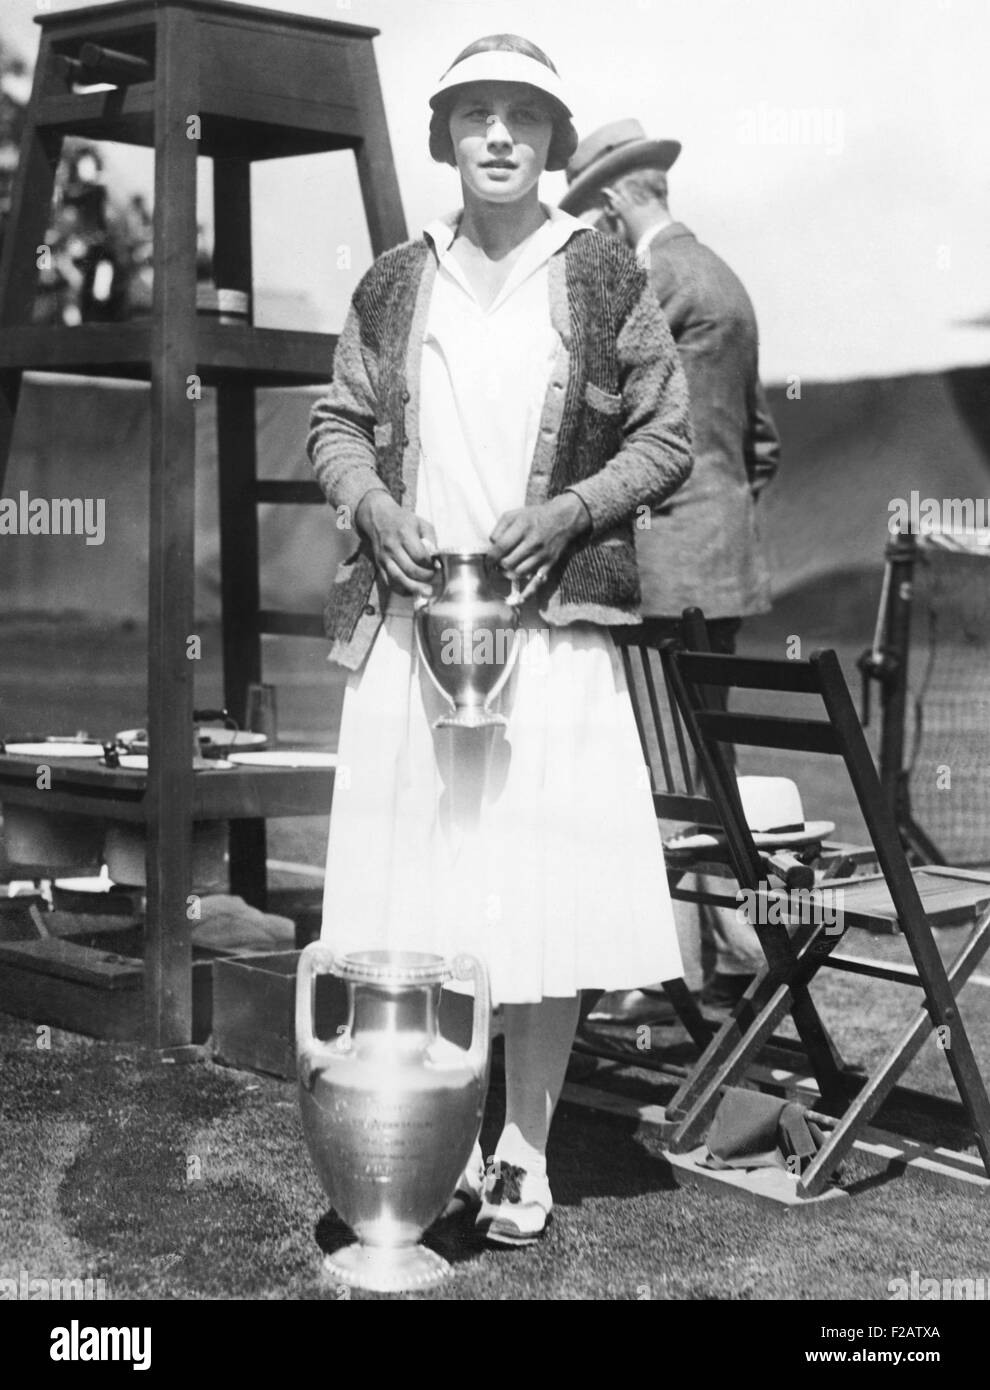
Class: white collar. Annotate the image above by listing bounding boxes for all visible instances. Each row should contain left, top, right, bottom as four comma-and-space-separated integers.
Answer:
635, 218, 675, 265
423, 204, 588, 312
424, 203, 587, 259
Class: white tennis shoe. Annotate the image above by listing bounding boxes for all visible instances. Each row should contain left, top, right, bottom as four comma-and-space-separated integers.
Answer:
477, 1160, 553, 1245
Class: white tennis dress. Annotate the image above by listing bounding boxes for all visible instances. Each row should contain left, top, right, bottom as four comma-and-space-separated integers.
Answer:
320, 207, 683, 1004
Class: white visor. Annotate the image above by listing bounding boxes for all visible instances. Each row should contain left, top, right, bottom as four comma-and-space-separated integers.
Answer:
430, 50, 572, 117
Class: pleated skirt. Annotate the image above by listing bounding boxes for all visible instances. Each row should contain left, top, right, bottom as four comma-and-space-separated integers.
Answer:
321, 603, 683, 1005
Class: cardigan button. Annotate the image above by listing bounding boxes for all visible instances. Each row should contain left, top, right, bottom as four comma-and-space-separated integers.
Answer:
402, 389, 411, 403
364, 604, 377, 616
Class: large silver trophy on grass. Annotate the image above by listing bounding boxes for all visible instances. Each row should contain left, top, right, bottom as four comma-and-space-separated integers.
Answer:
414, 551, 523, 729
296, 944, 491, 1293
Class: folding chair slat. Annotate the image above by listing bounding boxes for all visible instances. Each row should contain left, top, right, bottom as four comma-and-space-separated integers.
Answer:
824, 955, 924, 986
657, 792, 719, 823
676, 652, 824, 693
663, 661, 696, 796
641, 650, 676, 793
696, 709, 841, 754
620, 645, 652, 785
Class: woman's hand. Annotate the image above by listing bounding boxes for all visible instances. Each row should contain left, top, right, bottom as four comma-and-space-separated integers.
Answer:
488, 492, 591, 602
355, 489, 438, 597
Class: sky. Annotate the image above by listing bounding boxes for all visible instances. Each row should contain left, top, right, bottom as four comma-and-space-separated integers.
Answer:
3, 0, 989, 382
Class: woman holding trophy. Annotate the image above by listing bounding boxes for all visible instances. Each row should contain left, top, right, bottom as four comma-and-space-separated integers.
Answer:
307, 33, 693, 1246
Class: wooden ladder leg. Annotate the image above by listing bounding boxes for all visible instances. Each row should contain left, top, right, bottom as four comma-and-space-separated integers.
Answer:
0, 373, 22, 495
348, 39, 408, 254
0, 34, 63, 490
213, 155, 267, 910
145, 5, 200, 1050
216, 378, 267, 908
799, 908, 990, 1195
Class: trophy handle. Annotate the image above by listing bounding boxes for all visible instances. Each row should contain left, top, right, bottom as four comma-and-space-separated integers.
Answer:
481, 629, 521, 718
296, 941, 339, 1089
452, 954, 491, 1077
414, 560, 467, 717
413, 596, 460, 717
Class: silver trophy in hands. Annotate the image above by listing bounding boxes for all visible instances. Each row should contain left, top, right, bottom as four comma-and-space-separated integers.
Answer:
414, 551, 523, 729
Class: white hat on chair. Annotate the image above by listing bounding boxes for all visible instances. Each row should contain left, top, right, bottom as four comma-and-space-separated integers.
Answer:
667, 775, 834, 851
736, 776, 834, 842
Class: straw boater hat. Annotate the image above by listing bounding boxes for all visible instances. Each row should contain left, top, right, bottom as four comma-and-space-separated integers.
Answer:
559, 118, 681, 216
665, 776, 835, 852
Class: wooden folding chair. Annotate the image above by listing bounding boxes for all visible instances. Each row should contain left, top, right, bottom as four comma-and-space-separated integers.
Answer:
660, 640, 990, 1196
578, 611, 842, 1065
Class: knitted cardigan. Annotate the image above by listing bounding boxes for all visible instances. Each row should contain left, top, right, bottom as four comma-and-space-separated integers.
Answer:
308, 227, 693, 670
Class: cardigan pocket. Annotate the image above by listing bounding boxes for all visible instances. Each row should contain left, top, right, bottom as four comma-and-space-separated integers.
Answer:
325, 548, 377, 645
584, 382, 622, 415
558, 533, 641, 610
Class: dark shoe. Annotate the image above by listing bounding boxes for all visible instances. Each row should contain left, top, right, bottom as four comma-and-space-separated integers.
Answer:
586, 987, 698, 1027
478, 1161, 552, 1246
702, 973, 756, 1012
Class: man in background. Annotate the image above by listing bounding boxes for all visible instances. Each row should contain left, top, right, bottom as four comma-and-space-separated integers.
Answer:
560, 119, 781, 1020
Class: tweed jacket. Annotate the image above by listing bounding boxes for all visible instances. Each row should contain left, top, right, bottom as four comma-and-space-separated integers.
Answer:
308, 225, 693, 670
637, 222, 780, 620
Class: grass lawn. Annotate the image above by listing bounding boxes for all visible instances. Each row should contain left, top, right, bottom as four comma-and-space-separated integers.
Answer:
2, 1002, 990, 1302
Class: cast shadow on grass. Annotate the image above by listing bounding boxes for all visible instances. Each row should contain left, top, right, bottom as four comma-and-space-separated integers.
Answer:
56, 1060, 301, 1298
314, 1205, 489, 1270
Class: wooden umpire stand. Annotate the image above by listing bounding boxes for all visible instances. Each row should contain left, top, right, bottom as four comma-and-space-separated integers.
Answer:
0, 0, 407, 1049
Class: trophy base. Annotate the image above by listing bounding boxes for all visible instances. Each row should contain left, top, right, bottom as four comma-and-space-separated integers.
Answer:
322, 1242, 451, 1293
433, 706, 507, 730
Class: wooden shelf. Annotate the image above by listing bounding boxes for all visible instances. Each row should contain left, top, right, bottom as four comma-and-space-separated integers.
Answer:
38, 86, 364, 160
43, 0, 380, 44
0, 755, 334, 822
0, 323, 336, 386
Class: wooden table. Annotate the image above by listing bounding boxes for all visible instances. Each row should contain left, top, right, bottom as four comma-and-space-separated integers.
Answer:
0, 753, 334, 1050
0, 753, 333, 823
